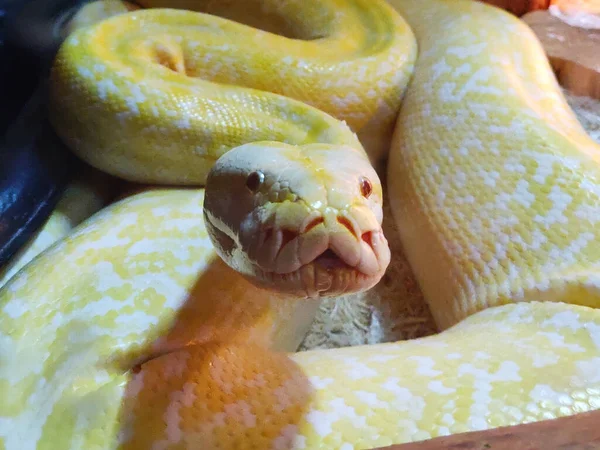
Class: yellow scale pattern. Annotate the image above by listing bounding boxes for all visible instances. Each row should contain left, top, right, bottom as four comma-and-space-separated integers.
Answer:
0, 0, 599, 449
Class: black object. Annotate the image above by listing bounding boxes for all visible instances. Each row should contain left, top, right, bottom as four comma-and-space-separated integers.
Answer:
0, 0, 89, 269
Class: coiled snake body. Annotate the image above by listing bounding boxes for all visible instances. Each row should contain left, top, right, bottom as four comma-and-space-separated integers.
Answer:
1, 0, 600, 448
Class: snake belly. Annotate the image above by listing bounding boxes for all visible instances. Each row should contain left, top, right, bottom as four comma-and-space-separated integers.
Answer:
0, 0, 599, 449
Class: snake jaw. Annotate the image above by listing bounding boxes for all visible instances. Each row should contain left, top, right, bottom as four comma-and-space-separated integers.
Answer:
205, 201, 390, 298
240, 206, 390, 297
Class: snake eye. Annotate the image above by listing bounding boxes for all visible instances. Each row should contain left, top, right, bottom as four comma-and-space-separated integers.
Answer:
246, 171, 265, 192
359, 176, 372, 198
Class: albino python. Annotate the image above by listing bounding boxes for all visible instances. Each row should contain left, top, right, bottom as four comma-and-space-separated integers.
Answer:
0, 0, 600, 448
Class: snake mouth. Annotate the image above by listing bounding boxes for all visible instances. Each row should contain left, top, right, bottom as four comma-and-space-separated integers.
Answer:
313, 249, 353, 270
254, 229, 390, 298
204, 206, 390, 298
258, 256, 383, 298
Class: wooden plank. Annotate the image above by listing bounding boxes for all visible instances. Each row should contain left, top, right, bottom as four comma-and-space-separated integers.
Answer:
371, 410, 600, 449
478, 0, 550, 17
522, 10, 600, 99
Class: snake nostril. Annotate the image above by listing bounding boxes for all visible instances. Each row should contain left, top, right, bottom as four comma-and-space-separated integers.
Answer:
337, 216, 357, 237
303, 217, 324, 233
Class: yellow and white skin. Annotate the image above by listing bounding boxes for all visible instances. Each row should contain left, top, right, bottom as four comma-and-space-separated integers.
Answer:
0, 0, 599, 449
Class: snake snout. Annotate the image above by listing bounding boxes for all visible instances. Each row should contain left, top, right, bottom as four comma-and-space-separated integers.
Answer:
239, 200, 390, 297
254, 209, 389, 279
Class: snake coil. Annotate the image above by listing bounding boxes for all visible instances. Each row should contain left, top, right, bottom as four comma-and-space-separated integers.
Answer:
0, 0, 599, 448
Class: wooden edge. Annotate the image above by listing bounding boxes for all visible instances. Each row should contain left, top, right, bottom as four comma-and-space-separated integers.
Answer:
521, 10, 600, 100
477, 0, 550, 16
370, 410, 600, 449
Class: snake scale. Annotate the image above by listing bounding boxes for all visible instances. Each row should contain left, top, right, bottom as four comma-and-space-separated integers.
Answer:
0, 0, 599, 448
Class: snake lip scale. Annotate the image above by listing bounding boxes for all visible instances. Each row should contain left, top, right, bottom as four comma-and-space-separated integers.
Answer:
254, 243, 389, 299
236, 234, 391, 299
204, 206, 391, 299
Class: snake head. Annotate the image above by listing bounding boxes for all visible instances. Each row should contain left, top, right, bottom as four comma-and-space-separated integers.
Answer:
203, 142, 391, 298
